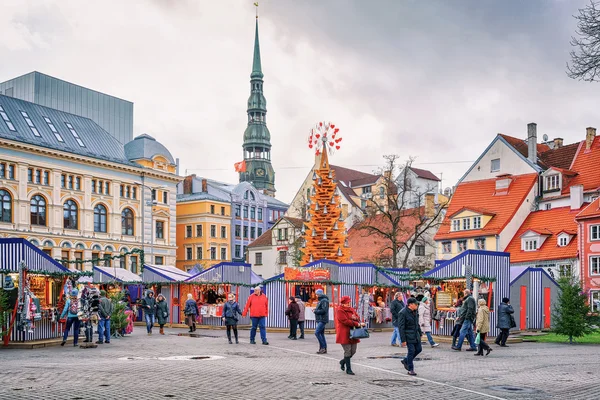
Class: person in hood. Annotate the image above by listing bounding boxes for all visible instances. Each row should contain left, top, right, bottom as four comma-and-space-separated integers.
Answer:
141, 290, 157, 335
475, 298, 492, 356
156, 294, 169, 335
222, 293, 242, 344
60, 288, 81, 347
312, 288, 330, 354
184, 293, 199, 333
285, 296, 300, 340
242, 286, 269, 345
96, 290, 113, 344
399, 298, 423, 376
335, 296, 364, 375
295, 295, 306, 339
495, 297, 514, 347
418, 297, 439, 348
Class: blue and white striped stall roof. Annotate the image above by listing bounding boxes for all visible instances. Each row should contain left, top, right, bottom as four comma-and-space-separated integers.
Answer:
93, 266, 143, 283
0, 238, 68, 273
142, 264, 191, 283
186, 262, 251, 285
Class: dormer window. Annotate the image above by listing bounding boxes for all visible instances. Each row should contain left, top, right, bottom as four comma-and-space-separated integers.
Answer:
545, 175, 560, 192
462, 218, 470, 230
473, 216, 481, 229
452, 220, 460, 231
524, 239, 538, 251
558, 236, 568, 247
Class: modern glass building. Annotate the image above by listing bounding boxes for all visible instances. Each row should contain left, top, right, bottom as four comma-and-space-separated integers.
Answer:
0, 71, 133, 144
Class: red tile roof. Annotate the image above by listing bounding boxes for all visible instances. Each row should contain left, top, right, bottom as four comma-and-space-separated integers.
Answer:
447, 206, 496, 219
434, 173, 538, 240
500, 134, 550, 159
247, 228, 273, 248
331, 164, 379, 185
561, 136, 600, 194
348, 207, 424, 263
505, 206, 583, 263
538, 142, 580, 170
576, 197, 600, 220
282, 217, 306, 229
409, 167, 440, 182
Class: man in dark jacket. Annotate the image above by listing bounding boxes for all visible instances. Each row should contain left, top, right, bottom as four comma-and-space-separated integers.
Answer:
452, 289, 477, 351
495, 297, 514, 347
313, 289, 329, 354
141, 290, 157, 335
398, 298, 422, 376
286, 297, 301, 340
390, 292, 405, 347
96, 290, 113, 344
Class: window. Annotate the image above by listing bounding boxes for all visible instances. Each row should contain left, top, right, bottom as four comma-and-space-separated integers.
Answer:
278, 228, 288, 240
524, 239, 538, 251
105, 181, 110, 195
442, 241, 451, 254
545, 203, 552, 210
473, 216, 481, 229
591, 225, 600, 241
250, 227, 256, 239
63, 200, 78, 229
186, 247, 193, 260
130, 256, 138, 273
279, 251, 288, 264
94, 204, 107, 232
43, 117, 64, 142
258, 208, 263, 221
196, 225, 203, 237
457, 240, 467, 252
545, 175, 560, 191
43, 171, 49, 185
163, 191, 168, 204
360, 199, 367, 209
68, 175, 73, 189
151, 189, 156, 201
132, 187, 137, 199
591, 256, 600, 275
196, 246, 203, 260
121, 208, 134, 236
120, 185, 124, 197
590, 291, 600, 312
379, 186, 385, 199
235, 205, 241, 217
243, 226, 248, 238
30, 195, 46, 226
0, 105, 16, 131
255, 252, 263, 265
92, 180, 96, 193
210, 225, 216, 237
258, 227, 263, 237
20, 111, 40, 137
75, 177, 81, 191
235, 245, 241, 259
243, 206, 248, 218
250, 207, 256, 219
155, 256, 164, 265
221, 226, 227, 238
244, 191, 248, 200
221, 206, 225, 216
462, 218, 470, 230
221, 248, 227, 260
235, 225, 241, 237
0, 164, 5, 179
0, 189, 12, 223
362, 186, 372, 194
452, 219, 460, 231
210, 247, 217, 260
210, 205, 215, 214
156, 221, 164, 239
491, 158, 500, 172
186, 225, 192, 238
8, 164, 14, 179
28, 168, 33, 183
559, 264, 572, 278
558, 236, 568, 247
415, 245, 425, 256
65, 122, 85, 147
35, 169, 41, 184
475, 238, 486, 250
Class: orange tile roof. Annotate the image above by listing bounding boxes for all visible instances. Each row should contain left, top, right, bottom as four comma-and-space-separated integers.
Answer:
505, 206, 583, 263
576, 197, 600, 220
562, 136, 600, 194
247, 228, 273, 248
434, 173, 538, 240
500, 134, 550, 158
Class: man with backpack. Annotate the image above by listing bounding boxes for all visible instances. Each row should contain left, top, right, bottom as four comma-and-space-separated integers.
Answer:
60, 289, 81, 347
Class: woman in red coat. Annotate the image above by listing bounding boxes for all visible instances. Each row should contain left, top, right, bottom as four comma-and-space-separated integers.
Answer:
335, 296, 365, 375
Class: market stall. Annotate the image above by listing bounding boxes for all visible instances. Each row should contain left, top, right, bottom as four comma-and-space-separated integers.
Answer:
0, 238, 72, 344
183, 262, 252, 327
141, 264, 191, 324
422, 250, 510, 337
509, 267, 559, 331
93, 265, 143, 319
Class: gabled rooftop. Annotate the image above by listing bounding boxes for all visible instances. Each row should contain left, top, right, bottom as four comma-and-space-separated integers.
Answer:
576, 197, 600, 220
409, 167, 441, 182
561, 136, 600, 194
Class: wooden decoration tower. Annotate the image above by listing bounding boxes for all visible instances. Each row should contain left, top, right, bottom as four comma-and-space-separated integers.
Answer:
301, 122, 350, 264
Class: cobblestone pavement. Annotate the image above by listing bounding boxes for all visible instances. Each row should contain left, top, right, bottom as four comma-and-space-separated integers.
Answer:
0, 327, 598, 400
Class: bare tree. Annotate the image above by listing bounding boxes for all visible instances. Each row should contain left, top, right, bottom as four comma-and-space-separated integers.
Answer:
356, 155, 448, 270
567, 1, 600, 82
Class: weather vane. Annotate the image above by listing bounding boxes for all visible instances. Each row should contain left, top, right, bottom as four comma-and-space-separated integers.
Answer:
308, 121, 343, 156
254, 2, 259, 19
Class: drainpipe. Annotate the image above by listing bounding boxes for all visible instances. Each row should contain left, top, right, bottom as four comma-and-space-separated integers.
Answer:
495, 235, 500, 252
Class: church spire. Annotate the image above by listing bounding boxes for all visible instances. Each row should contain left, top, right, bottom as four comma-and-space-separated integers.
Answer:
251, 20, 263, 79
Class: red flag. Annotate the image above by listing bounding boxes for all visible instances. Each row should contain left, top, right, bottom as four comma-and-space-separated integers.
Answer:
234, 160, 247, 173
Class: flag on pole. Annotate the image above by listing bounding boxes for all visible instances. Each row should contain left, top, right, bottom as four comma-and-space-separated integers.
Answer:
234, 160, 247, 173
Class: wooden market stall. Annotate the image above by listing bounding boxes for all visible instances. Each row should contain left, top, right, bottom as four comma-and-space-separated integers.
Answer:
141, 264, 191, 324
93, 265, 144, 320
509, 267, 559, 331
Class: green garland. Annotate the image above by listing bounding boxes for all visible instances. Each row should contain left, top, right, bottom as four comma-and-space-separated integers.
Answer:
425, 275, 497, 283
373, 267, 497, 283
55, 248, 145, 274
0, 268, 90, 278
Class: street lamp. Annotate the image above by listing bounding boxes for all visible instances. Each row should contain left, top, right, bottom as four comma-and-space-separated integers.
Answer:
133, 180, 164, 266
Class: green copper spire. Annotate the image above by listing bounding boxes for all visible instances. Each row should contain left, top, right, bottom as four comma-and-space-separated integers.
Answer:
251, 20, 263, 79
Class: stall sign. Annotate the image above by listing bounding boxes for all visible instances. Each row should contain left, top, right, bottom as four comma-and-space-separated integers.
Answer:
277, 246, 289, 251
436, 292, 452, 309
284, 267, 330, 281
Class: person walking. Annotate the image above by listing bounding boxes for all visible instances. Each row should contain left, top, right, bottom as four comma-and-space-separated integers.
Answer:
222, 293, 242, 344
295, 295, 306, 339
184, 293, 199, 333
475, 298, 492, 356
242, 286, 269, 345
451, 297, 464, 348
398, 298, 423, 376
96, 290, 113, 344
452, 289, 477, 351
495, 297, 514, 347
60, 288, 81, 347
335, 296, 364, 375
418, 297, 439, 348
313, 289, 330, 354
390, 292, 404, 347
141, 290, 157, 336
285, 296, 300, 340
156, 294, 169, 335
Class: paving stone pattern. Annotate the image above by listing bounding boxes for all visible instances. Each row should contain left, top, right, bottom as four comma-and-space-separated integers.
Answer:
0, 328, 598, 400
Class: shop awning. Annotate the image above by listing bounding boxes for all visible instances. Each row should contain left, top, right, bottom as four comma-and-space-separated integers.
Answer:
142, 264, 191, 283
93, 266, 142, 283
0, 238, 69, 274
251, 271, 264, 285
186, 262, 251, 284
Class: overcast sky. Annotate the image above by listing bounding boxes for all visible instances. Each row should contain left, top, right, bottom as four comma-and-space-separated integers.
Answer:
1, 0, 597, 203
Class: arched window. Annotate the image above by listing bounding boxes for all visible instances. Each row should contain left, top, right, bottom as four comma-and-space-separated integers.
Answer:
30, 195, 46, 226
250, 191, 255, 201
94, 204, 107, 233
121, 208, 134, 236
244, 191, 249, 200
0, 189, 11, 223
63, 199, 78, 229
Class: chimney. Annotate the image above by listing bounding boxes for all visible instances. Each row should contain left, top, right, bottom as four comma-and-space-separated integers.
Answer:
570, 185, 584, 210
553, 138, 563, 148
183, 174, 195, 195
495, 174, 513, 191
586, 127, 596, 150
202, 179, 208, 193
527, 123, 537, 163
